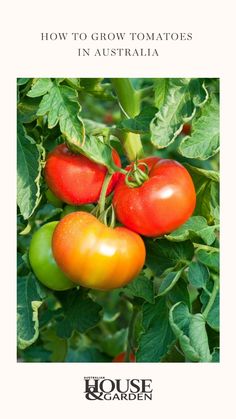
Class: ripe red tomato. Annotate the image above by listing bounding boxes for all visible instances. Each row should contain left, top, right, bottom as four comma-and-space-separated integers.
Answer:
44, 144, 121, 205
113, 157, 196, 237
112, 352, 136, 362
52, 211, 146, 290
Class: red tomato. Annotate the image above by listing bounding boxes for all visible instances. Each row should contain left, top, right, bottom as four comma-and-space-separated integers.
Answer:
182, 123, 192, 135
44, 144, 121, 205
112, 352, 136, 362
52, 212, 146, 290
113, 157, 196, 237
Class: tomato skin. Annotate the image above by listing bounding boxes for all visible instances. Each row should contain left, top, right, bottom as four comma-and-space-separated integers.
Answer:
113, 157, 196, 237
29, 222, 75, 291
52, 212, 146, 290
44, 144, 121, 205
182, 123, 192, 135
112, 352, 136, 362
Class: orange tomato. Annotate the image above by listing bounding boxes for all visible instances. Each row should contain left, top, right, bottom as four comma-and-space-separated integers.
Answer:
52, 212, 146, 290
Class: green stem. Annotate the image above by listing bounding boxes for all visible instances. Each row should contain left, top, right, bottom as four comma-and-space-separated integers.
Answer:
193, 243, 220, 252
111, 78, 140, 117
98, 173, 113, 216
111, 78, 144, 162
202, 275, 219, 319
125, 304, 140, 362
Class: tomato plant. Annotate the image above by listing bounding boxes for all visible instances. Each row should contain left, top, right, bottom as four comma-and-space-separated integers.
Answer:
17, 78, 219, 363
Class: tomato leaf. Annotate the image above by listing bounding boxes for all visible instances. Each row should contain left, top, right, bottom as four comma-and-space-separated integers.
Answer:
151, 78, 208, 149
158, 270, 183, 296
56, 289, 102, 339
179, 96, 219, 160
118, 106, 158, 133
27, 78, 54, 97
17, 97, 42, 123
185, 163, 219, 182
196, 249, 219, 273
17, 121, 42, 219
41, 328, 68, 362
165, 216, 218, 246
154, 78, 169, 109
17, 274, 44, 350
136, 297, 175, 362
123, 274, 155, 304
36, 82, 85, 145
188, 261, 210, 289
66, 347, 110, 362
169, 302, 212, 362
145, 239, 194, 276
200, 286, 219, 331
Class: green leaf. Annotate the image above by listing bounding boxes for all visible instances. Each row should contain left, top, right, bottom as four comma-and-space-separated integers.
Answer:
185, 164, 219, 182
179, 96, 219, 159
17, 78, 30, 86
56, 289, 102, 339
119, 106, 158, 133
27, 78, 53, 97
151, 78, 208, 149
211, 347, 220, 362
17, 121, 42, 219
196, 249, 219, 272
41, 328, 68, 362
66, 347, 110, 362
169, 302, 212, 362
158, 270, 183, 296
154, 78, 169, 108
145, 238, 194, 276
124, 274, 155, 303
136, 297, 175, 362
188, 261, 209, 289
36, 83, 85, 144
201, 288, 219, 331
165, 216, 218, 246
168, 278, 191, 309
17, 274, 44, 349
17, 97, 42, 123
68, 135, 119, 173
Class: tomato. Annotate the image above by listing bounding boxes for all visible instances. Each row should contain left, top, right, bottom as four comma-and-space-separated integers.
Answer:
29, 222, 75, 291
44, 144, 121, 205
112, 352, 136, 362
113, 156, 196, 237
182, 123, 192, 135
52, 212, 146, 290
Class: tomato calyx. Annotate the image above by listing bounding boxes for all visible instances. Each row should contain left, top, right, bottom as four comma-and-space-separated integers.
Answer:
125, 161, 149, 188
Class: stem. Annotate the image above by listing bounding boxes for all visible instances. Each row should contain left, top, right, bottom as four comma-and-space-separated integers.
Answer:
111, 78, 144, 161
111, 78, 140, 117
193, 243, 220, 252
125, 304, 140, 362
98, 173, 113, 216
202, 275, 219, 319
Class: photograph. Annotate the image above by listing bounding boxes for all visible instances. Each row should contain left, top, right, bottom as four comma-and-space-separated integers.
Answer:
17, 77, 219, 363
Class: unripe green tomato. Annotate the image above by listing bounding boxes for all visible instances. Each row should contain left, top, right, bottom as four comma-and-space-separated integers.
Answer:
45, 189, 63, 208
29, 222, 75, 291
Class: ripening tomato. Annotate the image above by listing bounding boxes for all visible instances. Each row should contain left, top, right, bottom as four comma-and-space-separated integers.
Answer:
112, 352, 136, 362
29, 222, 75, 291
44, 144, 121, 205
182, 123, 192, 135
52, 212, 146, 290
113, 156, 196, 237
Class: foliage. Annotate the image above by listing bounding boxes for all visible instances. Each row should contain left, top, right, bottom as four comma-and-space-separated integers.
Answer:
17, 78, 219, 362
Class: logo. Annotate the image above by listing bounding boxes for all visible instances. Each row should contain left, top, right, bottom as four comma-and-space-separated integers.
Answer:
84, 377, 153, 401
